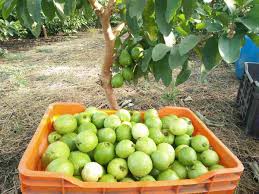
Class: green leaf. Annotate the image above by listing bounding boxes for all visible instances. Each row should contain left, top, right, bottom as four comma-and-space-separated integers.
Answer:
26, 0, 42, 23
53, 0, 65, 20
141, 47, 153, 72
202, 36, 221, 71
175, 26, 188, 36
126, 2, 140, 35
168, 46, 188, 69
175, 61, 191, 86
237, 5, 259, 33
206, 21, 223, 32
155, 0, 171, 36
182, 0, 196, 20
165, 0, 181, 23
248, 34, 259, 47
16, 0, 32, 28
2, 0, 17, 19
223, 0, 236, 13
31, 22, 42, 37
218, 34, 242, 63
64, 0, 76, 15
152, 43, 171, 61
153, 54, 172, 86
196, 23, 206, 30
143, 0, 158, 42
128, 0, 146, 19
42, 0, 56, 20
178, 35, 201, 56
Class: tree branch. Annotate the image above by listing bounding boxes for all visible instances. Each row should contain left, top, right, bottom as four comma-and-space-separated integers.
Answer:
113, 23, 125, 36
87, 0, 104, 16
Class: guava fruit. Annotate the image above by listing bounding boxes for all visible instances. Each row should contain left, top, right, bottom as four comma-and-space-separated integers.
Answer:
86, 106, 98, 116
42, 141, 70, 167
115, 124, 132, 141
161, 115, 178, 129
77, 122, 97, 134
97, 128, 116, 144
60, 132, 77, 151
157, 169, 179, 181
140, 175, 156, 181
112, 73, 124, 88
122, 67, 134, 81
178, 147, 197, 166
131, 46, 144, 60
116, 109, 131, 122
151, 151, 171, 171
144, 109, 159, 120
54, 114, 77, 134
107, 158, 128, 180
131, 123, 149, 140
77, 112, 91, 125
75, 131, 98, 153
99, 174, 117, 182
81, 162, 104, 182
119, 49, 132, 66
48, 131, 61, 144
170, 160, 187, 179
135, 137, 157, 155
157, 143, 175, 164
149, 128, 165, 144
46, 158, 74, 176
145, 116, 162, 129
69, 151, 91, 175
131, 111, 142, 123
200, 150, 219, 166
175, 145, 189, 158
92, 111, 108, 129
128, 151, 153, 177
94, 142, 115, 165
209, 164, 224, 171
182, 117, 194, 136
191, 135, 209, 152
168, 118, 188, 135
122, 121, 132, 127
150, 168, 160, 178
104, 115, 121, 129
161, 129, 175, 144
115, 140, 135, 158
187, 161, 208, 179
120, 177, 135, 182
175, 134, 191, 146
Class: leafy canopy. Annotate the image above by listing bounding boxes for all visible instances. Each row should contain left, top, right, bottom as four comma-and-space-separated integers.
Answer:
1, 0, 259, 86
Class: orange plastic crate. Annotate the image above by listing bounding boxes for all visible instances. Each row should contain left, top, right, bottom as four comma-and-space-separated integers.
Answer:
18, 103, 244, 194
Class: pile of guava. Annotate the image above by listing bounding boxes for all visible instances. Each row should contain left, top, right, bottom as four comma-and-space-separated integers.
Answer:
111, 44, 143, 88
42, 107, 224, 182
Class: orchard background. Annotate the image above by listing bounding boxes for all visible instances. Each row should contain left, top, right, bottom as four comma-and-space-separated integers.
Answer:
0, 0, 259, 193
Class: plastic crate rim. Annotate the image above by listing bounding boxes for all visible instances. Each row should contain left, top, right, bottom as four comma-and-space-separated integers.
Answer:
245, 62, 259, 87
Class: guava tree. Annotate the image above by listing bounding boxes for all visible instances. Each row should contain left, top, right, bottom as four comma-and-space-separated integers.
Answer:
1, 0, 258, 109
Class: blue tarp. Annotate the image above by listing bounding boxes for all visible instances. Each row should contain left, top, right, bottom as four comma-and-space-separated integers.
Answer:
235, 36, 259, 79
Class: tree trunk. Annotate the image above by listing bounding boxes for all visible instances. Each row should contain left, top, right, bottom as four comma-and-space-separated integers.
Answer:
42, 25, 48, 39
87, 0, 120, 109
100, 14, 119, 109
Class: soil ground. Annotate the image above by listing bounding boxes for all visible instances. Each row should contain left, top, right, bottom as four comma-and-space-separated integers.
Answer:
0, 29, 258, 194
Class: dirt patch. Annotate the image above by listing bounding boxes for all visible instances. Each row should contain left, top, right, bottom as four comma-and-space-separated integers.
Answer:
0, 30, 258, 194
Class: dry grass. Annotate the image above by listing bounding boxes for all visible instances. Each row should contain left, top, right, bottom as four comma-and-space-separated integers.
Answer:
0, 30, 258, 193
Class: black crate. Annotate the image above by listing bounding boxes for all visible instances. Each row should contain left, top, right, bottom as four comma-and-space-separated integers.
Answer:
236, 62, 259, 139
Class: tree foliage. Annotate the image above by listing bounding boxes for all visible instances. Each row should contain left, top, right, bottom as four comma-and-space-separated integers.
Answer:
1, 0, 259, 87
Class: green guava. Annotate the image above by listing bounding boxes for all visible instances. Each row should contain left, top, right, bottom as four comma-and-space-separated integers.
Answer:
54, 114, 77, 134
